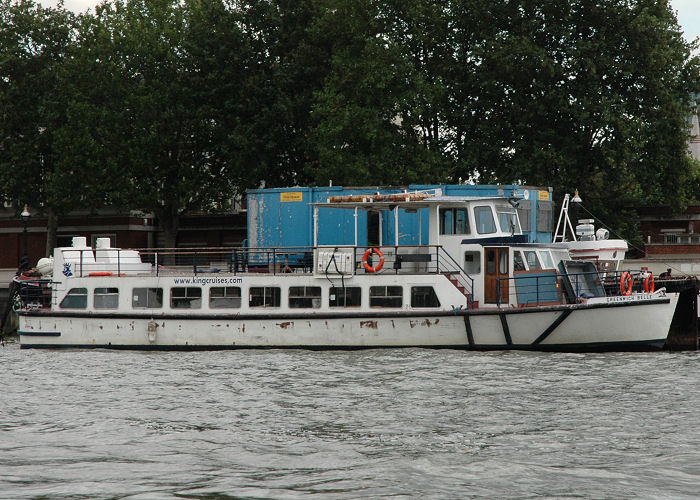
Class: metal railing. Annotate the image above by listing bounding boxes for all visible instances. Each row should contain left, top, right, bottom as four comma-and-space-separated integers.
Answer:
57, 244, 475, 283
494, 268, 660, 308
13, 278, 55, 309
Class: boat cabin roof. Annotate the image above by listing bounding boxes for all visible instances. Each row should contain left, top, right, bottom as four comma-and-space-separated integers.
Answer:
312, 195, 522, 211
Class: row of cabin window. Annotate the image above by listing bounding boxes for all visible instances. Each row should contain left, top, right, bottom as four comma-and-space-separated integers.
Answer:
439, 204, 521, 236
60, 285, 441, 310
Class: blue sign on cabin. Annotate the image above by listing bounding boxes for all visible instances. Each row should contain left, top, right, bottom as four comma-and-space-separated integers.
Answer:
246, 184, 553, 253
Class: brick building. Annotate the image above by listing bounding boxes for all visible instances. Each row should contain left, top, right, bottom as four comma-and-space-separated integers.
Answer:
0, 208, 246, 271
638, 205, 700, 259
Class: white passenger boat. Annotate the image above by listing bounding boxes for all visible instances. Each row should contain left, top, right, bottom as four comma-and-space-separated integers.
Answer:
16, 191, 678, 351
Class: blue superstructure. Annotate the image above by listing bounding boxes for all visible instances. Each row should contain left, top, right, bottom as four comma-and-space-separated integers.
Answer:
247, 184, 553, 252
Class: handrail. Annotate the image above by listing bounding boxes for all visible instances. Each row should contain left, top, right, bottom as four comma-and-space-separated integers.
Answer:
435, 246, 474, 302
493, 268, 661, 308
59, 244, 478, 282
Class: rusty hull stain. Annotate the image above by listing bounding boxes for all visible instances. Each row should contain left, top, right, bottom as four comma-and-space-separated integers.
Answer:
277, 321, 294, 329
409, 319, 435, 328
359, 320, 378, 329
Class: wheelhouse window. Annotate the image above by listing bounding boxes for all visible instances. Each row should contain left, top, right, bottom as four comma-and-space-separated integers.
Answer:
495, 204, 521, 234
411, 287, 440, 307
329, 286, 361, 307
171, 287, 202, 309
513, 251, 526, 271
94, 287, 119, 309
60, 288, 87, 309
474, 206, 496, 234
249, 287, 280, 307
370, 286, 403, 308
210, 287, 241, 308
133, 288, 163, 308
539, 251, 555, 269
464, 251, 481, 274
524, 251, 541, 270
439, 208, 469, 235
289, 286, 321, 308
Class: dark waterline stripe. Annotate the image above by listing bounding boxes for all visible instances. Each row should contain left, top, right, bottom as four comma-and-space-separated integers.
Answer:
17, 331, 61, 337
19, 339, 667, 352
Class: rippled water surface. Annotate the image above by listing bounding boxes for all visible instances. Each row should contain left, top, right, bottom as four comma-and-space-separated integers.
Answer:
2, 342, 700, 499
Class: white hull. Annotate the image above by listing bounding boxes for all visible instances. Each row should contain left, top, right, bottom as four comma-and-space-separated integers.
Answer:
19, 295, 678, 351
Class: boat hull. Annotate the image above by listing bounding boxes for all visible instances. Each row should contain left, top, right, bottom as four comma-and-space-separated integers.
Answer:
18, 295, 677, 352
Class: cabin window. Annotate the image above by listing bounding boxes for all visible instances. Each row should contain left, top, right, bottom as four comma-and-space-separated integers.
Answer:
94, 287, 119, 309
289, 286, 322, 308
411, 287, 440, 307
370, 286, 403, 307
171, 287, 202, 309
496, 204, 521, 234
440, 208, 453, 234
132, 288, 163, 308
474, 206, 496, 234
487, 250, 496, 274
499, 250, 508, 274
488, 249, 509, 274
329, 286, 361, 307
60, 288, 87, 309
249, 287, 281, 307
210, 287, 241, 308
513, 251, 526, 271
439, 208, 469, 235
539, 251, 555, 269
525, 251, 541, 270
464, 251, 481, 274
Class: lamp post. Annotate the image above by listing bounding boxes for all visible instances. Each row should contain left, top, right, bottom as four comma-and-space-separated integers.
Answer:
20, 204, 30, 271
570, 190, 582, 239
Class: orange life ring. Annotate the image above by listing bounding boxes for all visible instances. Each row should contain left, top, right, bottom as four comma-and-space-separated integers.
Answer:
644, 273, 655, 293
362, 247, 384, 273
620, 271, 633, 296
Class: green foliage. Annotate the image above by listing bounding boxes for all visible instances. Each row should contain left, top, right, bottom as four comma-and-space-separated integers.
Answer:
58, 0, 253, 245
446, 0, 700, 235
308, 0, 451, 186
0, 0, 77, 214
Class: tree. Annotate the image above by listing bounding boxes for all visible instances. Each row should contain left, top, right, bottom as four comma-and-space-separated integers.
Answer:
0, 0, 79, 256
447, 0, 700, 235
62, 0, 254, 248
308, 0, 452, 185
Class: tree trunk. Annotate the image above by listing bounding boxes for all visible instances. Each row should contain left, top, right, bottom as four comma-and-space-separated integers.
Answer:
45, 208, 58, 258
157, 205, 180, 265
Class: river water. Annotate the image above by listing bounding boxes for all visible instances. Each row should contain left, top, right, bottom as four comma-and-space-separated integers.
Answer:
1, 342, 699, 499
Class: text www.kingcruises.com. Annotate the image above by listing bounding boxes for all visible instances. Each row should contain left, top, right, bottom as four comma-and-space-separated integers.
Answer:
173, 277, 243, 286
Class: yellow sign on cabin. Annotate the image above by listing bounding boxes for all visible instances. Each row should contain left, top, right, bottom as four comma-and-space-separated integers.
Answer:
538, 190, 549, 201
280, 191, 303, 202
